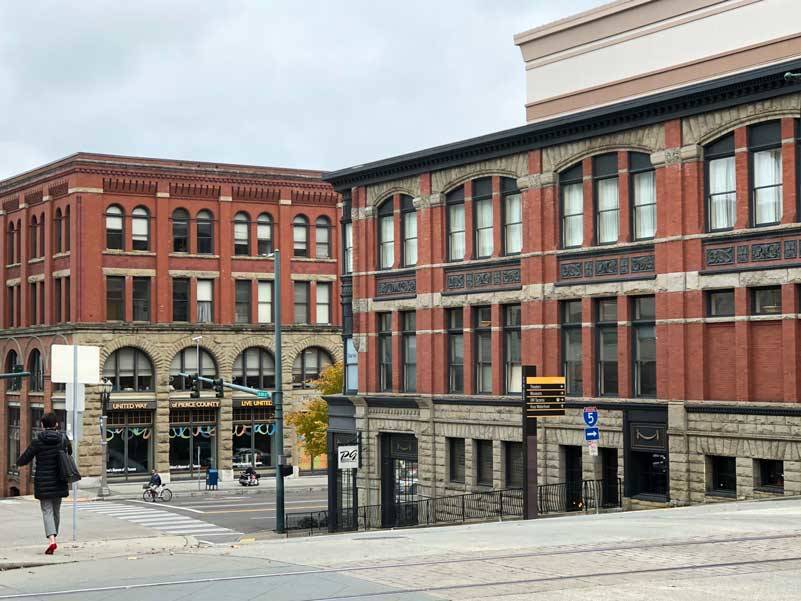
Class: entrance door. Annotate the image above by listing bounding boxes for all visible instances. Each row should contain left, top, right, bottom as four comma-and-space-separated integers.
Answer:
380, 434, 419, 527
563, 445, 582, 511
600, 448, 618, 507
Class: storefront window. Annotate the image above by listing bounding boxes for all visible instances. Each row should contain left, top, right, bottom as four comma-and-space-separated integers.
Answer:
169, 409, 217, 478
232, 407, 274, 469
106, 410, 152, 480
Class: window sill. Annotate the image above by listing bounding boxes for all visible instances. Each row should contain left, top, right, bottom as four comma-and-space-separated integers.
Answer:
169, 253, 218, 259
5, 263, 20, 268
52, 252, 71, 259
104, 250, 156, 257
233, 255, 274, 261
27, 258, 44, 264
705, 490, 736, 499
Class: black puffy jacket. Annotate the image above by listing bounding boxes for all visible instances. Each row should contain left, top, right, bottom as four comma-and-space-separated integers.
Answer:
17, 429, 72, 500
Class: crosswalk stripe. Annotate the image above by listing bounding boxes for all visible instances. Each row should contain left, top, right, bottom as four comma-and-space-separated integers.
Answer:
160, 526, 233, 533
76, 502, 236, 538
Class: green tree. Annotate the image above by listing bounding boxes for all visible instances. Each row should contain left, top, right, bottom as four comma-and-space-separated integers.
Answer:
286, 361, 342, 469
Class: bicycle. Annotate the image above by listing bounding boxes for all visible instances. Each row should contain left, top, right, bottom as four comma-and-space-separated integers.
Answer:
142, 485, 173, 502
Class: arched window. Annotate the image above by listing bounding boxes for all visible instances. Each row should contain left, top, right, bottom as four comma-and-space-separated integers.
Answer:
38, 215, 45, 257
172, 208, 189, 252
7, 222, 15, 264
315, 216, 331, 259
15, 220, 20, 262
257, 213, 273, 256
53, 209, 63, 254
293, 215, 308, 257
233, 347, 275, 389
28, 349, 43, 392
292, 347, 333, 388
631, 152, 656, 240
446, 187, 465, 261
473, 178, 493, 258
6, 350, 19, 391
102, 347, 154, 392
234, 212, 250, 256
29, 216, 39, 258
196, 210, 214, 254
377, 199, 394, 269
170, 348, 217, 391
105, 205, 124, 250
594, 154, 620, 245
132, 206, 150, 251
64, 206, 71, 251
400, 195, 417, 266
560, 164, 583, 248
502, 178, 522, 255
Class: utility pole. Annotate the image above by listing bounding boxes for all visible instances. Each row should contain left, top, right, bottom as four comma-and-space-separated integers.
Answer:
273, 248, 286, 534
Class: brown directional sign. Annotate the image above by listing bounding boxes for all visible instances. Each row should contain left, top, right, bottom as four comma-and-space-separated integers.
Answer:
524, 373, 565, 419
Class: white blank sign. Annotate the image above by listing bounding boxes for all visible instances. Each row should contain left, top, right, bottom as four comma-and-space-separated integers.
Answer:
51, 345, 101, 384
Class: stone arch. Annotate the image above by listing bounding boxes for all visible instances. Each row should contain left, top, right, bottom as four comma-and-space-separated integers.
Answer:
160, 337, 225, 383
21, 338, 46, 371
552, 145, 655, 175
283, 335, 342, 375
227, 335, 276, 362
440, 170, 520, 196
99, 336, 166, 376
373, 188, 417, 209
366, 175, 421, 207
432, 154, 528, 195
696, 114, 796, 148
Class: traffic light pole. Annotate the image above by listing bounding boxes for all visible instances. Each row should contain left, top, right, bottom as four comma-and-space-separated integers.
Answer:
273, 249, 286, 534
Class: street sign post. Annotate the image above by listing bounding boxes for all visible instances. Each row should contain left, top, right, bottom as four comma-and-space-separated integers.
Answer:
522, 367, 565, 520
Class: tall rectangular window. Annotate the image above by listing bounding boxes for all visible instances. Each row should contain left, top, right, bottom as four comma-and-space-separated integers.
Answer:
476, 439, 494, 487
29, 283, 37, 325
7, 286, 14, 328
377, 201, 394, 269
447, 187, 465, 261
54, 278, 62, 323
64, 277, 70, 322
474, 306, 492, 394
343, 222, 353, 274
448, 438, 465, 483
316, 282, 331, 324
561, 300, 583, 396
172, 278, 189, 322
504, 304, 521, 394
293, 281, 309, 324
505, 441, 523, 488
595, 154, 619, 244
257, 281, 273, 323
750, 121, 783, 226
752, 286, 782, 315
706, 134, 736, 231
377, 312, 392, 392
473, 178, 493, 258
106, 276, 125, 321
235, 280, 251, 324
196, 279, 213, 323
447, 308, 464, 393
503, 179, 522, 255
234, 215, 250, 256
402, 311, 416, 392
38, 282, 44, 324
596, 298, 618, 396
132, 277, 151, 322
561, 165, 583, 248
633, 296, 656, 397
401, 196, 417, 267
631, 153, 656, 240
344, 337, 358, 394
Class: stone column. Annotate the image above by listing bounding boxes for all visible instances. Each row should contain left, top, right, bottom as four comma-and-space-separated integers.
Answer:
668, 400, 690, 505
736, 456, 754, 500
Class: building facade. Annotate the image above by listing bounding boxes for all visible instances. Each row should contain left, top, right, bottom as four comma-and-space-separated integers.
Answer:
324, 1, 801, 517
0, 153, 341, 497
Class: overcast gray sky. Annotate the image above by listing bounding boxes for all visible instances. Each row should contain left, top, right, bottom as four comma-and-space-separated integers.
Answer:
0, 1, 606, 179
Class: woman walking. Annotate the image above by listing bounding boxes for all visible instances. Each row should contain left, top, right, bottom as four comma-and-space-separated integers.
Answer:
17, 412, 72, 554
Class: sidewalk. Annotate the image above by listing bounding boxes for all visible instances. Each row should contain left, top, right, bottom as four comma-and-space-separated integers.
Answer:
0, 497, 196, 570
80, 473, 328, 500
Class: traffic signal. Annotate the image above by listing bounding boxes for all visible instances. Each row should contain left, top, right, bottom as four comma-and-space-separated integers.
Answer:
213, 378, 224, 399
187, 374, 200, 399
278, 464, 293, 478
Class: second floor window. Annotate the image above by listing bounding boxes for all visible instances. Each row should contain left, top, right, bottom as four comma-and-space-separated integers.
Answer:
293, 215, 309, 257
401, 195, 417, 266
402, 311, 416, 392
503, 178, 522, 255
473, 178, 493, 258
343, 222, 353, 274
294, 281, 309, 323
132, 277, 150, 322
235, 280, 251, 323
54, 209, 63, 254
257, 281, 273, 323
447, 308, 464, 393
752, 286, 782, 315
257, 213, 273, 256
197, 279, 213, 323
173, 278, 189, 322
561, 165, 583, 248
750, 121, 782, 226
596, 298, 618, 396
197, 210, 214, 254
633, 296, 656, 397
504, 305, 521, 394
172, 209, 189, 252
377, 199, 394, 269
474, 306, 492, 394
132, 207, 149, 251
595, 154, 619, 244
561, 300, 583, 396
316, 282, 331, 324
106, 205, 123, 250
106, 276, 125, 321
706, 133, 736, 231
315, 216, 331, 259
447, 187, 465, 261
234, 212, 250, 256
377, 312, 392, 392
631, 153, 656, 240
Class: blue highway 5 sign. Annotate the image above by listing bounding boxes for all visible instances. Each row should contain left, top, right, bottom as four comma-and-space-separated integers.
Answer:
583, 407, 599, 427
584, 427, 600, 441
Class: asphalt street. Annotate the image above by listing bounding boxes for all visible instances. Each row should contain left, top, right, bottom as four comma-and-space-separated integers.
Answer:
78, 487, 329, 544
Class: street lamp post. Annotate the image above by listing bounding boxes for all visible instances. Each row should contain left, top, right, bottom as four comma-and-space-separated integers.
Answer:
98, 378, 113, 497
273, 249, 286, 533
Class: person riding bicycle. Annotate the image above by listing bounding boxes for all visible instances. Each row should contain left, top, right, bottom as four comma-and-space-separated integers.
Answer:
148, 469, 162, 499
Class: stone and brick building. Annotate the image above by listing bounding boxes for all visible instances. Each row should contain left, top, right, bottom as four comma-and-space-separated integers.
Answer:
0, 153, 341, 496
324, 0, 801, 519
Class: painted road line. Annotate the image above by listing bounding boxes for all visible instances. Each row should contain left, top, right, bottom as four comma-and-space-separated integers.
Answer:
126, 500, 204, 513
182, 499, 329, 510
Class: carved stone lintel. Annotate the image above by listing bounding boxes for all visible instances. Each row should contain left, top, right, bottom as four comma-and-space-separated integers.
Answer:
412, 196, 429, 209
363, 206, 375, 218
428, 192, 444, 206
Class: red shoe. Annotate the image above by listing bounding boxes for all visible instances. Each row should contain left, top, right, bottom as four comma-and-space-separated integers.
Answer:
45, 543, 57, 555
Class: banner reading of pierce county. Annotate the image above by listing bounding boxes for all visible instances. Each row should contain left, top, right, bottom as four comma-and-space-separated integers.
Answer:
524, 375, 566, 418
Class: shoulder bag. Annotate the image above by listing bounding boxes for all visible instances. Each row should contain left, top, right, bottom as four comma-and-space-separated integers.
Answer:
58, 435, 82, 484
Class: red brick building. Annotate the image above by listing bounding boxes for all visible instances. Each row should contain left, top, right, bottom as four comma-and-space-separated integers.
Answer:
323, 2, 801, 517
0, 153, 341, 496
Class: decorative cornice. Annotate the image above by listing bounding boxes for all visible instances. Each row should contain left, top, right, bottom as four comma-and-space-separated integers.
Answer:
516, 172, 555, 190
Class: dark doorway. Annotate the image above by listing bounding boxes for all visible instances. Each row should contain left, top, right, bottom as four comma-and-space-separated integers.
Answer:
600, 448, 619, 507
625, 408, 669, 501
380, 433, 419, 527
563, 445, 583, 511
